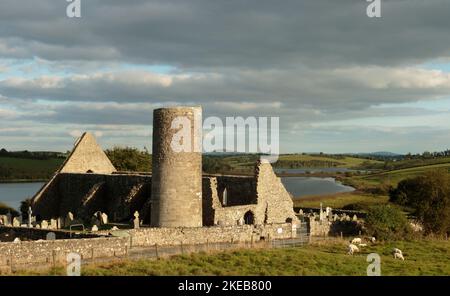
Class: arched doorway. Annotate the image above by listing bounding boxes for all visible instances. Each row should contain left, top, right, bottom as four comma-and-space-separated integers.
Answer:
244, 211, 255, 225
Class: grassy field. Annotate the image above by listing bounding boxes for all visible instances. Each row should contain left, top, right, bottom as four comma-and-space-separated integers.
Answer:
22, 239, 450, 276
0, 156, 63, 181
276, 154, 382, 169
345, 162, 450, 189
293, 192, 389, 209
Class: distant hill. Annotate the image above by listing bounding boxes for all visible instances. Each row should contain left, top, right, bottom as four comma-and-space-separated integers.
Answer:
358, 151, 403, 157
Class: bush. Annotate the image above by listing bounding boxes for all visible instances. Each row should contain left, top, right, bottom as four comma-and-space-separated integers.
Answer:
105, 147, 151, 172
365, 205, 411, 241
389, 169, 450, 235
0, 202, 19, 216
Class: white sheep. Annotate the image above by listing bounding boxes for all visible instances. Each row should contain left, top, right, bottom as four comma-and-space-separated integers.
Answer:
351, 238, 362, 244
393, 248, 403, 255
394, 252, 405, 260
347, 243, 360, 255
392, 248, 405, 260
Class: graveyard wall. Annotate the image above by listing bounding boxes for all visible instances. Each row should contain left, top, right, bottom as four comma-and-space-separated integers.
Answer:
0, 224, 295, 268
0, 226, 101, 241
309, 220, 362, 237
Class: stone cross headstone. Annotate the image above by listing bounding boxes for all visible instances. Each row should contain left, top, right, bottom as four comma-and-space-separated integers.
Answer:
27, 207, 32, 228
133, 211, 140, 229
101, 213, 108, 225
41, 220, 48, 229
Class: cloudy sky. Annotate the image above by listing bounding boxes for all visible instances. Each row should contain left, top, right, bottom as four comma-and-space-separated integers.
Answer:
1, 0, 450, 153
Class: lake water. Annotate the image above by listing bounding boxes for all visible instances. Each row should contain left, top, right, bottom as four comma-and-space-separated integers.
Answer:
0, 182, 45, 210
0, 177, 353, 210
280, 177, 355, 198
275, 167, 361, 174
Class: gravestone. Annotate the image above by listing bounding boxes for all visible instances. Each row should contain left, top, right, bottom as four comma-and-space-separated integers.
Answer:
111, 226, 119, 231
6, 212, 12, 226
91, 225, 98, 232
133, 211, 140, 229
46, 232, 56, 240
57, 217, 63, 229
65, 212, 74, 227
91, 214, 100, 227
352, 215, 358, 221
101, 213, 108, 225
238, 217, 244, 226
50, 219, 57, 230
41, 220, 49, 229
13, 217, 20, 227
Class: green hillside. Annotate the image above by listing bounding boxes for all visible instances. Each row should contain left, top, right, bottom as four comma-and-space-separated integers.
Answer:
275, 154, 382, 169
351, 162, 450, 188
0, 156, 63, 181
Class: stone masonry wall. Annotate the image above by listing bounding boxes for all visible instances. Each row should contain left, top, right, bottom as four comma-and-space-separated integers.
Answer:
0, 224, 295, 268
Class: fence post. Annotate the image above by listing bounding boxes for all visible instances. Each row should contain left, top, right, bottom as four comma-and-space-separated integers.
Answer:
52, 250, 56, 271
9, 254, 13, 274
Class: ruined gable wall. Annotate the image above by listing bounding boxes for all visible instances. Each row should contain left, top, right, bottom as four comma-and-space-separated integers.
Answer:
59, 133, 116, 174
255, 162, 298, 224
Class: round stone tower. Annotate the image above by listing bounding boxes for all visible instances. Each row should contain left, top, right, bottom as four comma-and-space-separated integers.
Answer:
151, 106, 203, 227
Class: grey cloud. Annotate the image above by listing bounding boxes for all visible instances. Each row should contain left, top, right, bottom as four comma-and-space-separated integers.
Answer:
0, 0, 449, 68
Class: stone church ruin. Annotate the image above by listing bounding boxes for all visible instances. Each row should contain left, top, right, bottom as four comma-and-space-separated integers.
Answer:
31, 106, 298, 228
